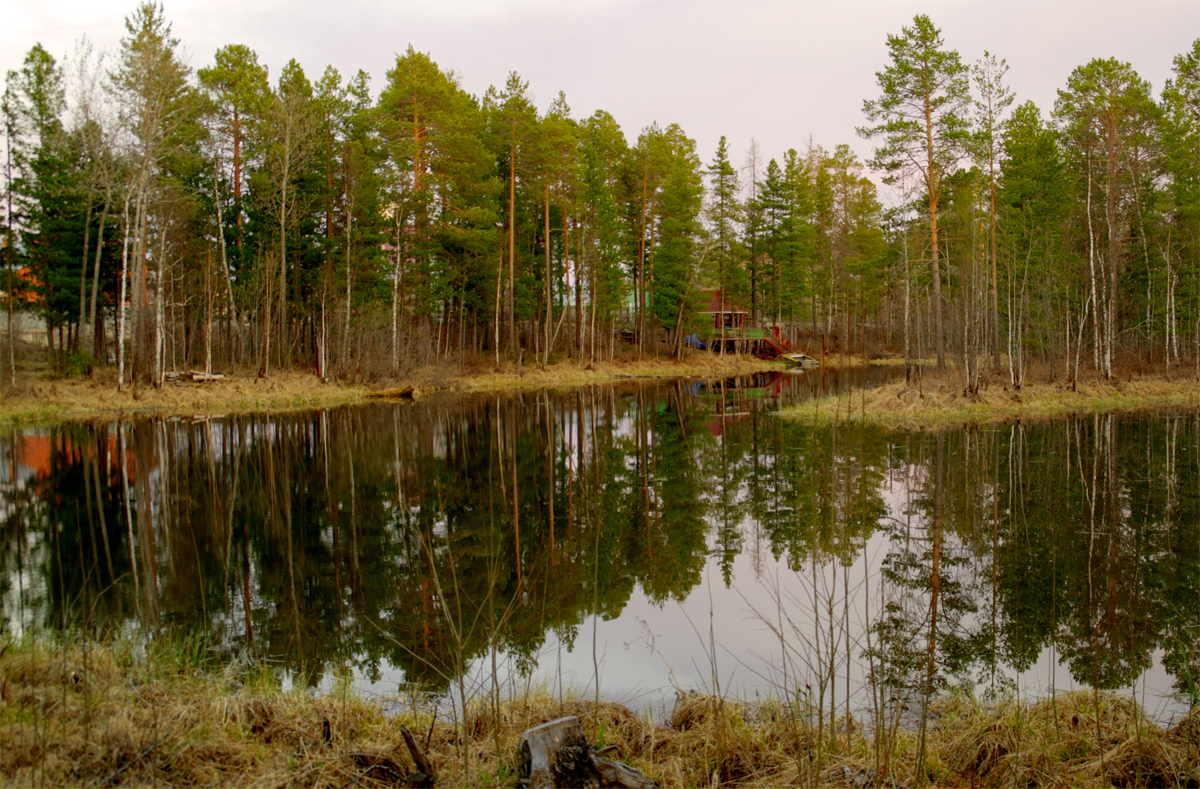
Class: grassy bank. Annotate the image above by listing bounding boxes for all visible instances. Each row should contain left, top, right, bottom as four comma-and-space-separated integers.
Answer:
2, 637, 1197, 788
0, 353, 782, 427
779, 372, 1200, 428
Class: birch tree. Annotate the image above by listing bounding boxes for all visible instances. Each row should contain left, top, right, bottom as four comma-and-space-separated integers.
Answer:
1054, 58, 1157, 379
259, 58, 315, 374
971, 51, 1014, 368
1159, 40, 1199, 375
111, 1, 192, 385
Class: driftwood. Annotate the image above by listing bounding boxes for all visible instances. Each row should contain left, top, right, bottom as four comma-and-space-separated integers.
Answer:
345, 724, 435, 788
516, 716, 660, 789
400, 724, 435, 787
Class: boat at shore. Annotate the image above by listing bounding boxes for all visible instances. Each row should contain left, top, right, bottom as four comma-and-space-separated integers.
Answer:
781, 352, 820, 369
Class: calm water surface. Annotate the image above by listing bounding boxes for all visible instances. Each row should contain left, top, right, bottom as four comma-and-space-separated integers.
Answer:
2, 367, 1197, 724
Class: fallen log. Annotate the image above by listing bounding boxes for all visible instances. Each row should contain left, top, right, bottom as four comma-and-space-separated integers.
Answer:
161, 370, 226, 382
364, 386, 419, 400
516, 716, 660, 789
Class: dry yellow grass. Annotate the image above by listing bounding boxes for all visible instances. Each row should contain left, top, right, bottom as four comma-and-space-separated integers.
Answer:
0, 369, 366, 427
0, 353, 783, 427
405, 353, 782, 395
2, 638, 1195, 788
779, 374, 1200, 428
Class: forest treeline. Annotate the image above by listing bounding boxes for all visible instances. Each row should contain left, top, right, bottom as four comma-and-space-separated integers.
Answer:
1, 5, 1197, 387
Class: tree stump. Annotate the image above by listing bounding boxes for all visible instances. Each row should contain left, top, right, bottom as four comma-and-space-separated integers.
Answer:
516, 716, 660, 789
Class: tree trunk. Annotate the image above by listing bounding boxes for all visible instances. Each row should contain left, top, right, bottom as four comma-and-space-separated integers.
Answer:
391, 221, 401, 375
234, 109, 243, 253
493, 252, 502, 368
204, 247, 213, 376
544, 184, 552, 367
117, 192, 131, 389
89, 183, 111, 362
989, 151, 1000, 370
1086, 157, 1100, 374
77, 176, 96, 352
925, 86, 945, 370
343, 185, 353, 371
904, 231, 911, 384
1104, 129, 1118, 379
213, 171, 238, 365
154, 229, 166, 386
517, 716, 661, 789
279, 144, 290, 371
509, 130, 517, 356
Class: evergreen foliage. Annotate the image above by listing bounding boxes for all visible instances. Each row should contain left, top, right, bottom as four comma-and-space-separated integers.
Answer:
0, 9, 1195, 385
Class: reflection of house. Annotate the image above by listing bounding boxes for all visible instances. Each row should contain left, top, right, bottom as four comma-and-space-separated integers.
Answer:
700, 372, 789, 437
5, 432, 143, 486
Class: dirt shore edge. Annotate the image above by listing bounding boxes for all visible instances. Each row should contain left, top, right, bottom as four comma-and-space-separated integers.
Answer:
0, 354, 786, 426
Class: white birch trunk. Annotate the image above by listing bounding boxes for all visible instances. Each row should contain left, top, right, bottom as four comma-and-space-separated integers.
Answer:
117, 193, 131, 389
154, 231, 165, 386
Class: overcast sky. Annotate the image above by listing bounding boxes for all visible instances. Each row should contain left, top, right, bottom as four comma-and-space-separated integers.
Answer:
5, 0, 1197, 187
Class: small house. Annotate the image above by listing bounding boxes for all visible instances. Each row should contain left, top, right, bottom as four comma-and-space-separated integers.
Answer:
699, 290, 748, 331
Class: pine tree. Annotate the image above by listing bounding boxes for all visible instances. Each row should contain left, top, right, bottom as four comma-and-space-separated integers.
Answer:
485, 72, 542, 358
758, 158, 786, 327
5, 44, 86, 355
1000, 101, 1069, 385
651, 125, 702, 357
779, 149, 815, 335
379, 47, 496, 367
742, 138, 764, 325
539, 91, 580, 364
706, 135, 743, 353
860, 14, 971, 369
627, 123, 672, 354
579, 110, 626, 361
198, 45, 269, 263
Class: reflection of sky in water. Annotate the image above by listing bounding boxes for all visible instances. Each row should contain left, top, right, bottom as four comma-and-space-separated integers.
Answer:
352, 523, 1194, 726
4, 384, 1197, 728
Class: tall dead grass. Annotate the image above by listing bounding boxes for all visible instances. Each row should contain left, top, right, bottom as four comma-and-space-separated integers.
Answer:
3, 638, 1196, 788
779, 370, 1200, 428
0, 352, 783, 426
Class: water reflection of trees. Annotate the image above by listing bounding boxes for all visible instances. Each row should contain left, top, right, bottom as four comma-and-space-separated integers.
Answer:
2, 390, 1196, 704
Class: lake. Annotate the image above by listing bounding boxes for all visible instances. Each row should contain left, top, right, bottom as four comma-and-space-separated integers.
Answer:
2, 368, 1197, 728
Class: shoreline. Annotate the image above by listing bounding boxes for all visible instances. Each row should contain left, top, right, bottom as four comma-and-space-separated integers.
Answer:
0, 354, 784, 427
2, 637, 1196, 788
779, 373, 1200, 427
4, 354, 1198, 429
